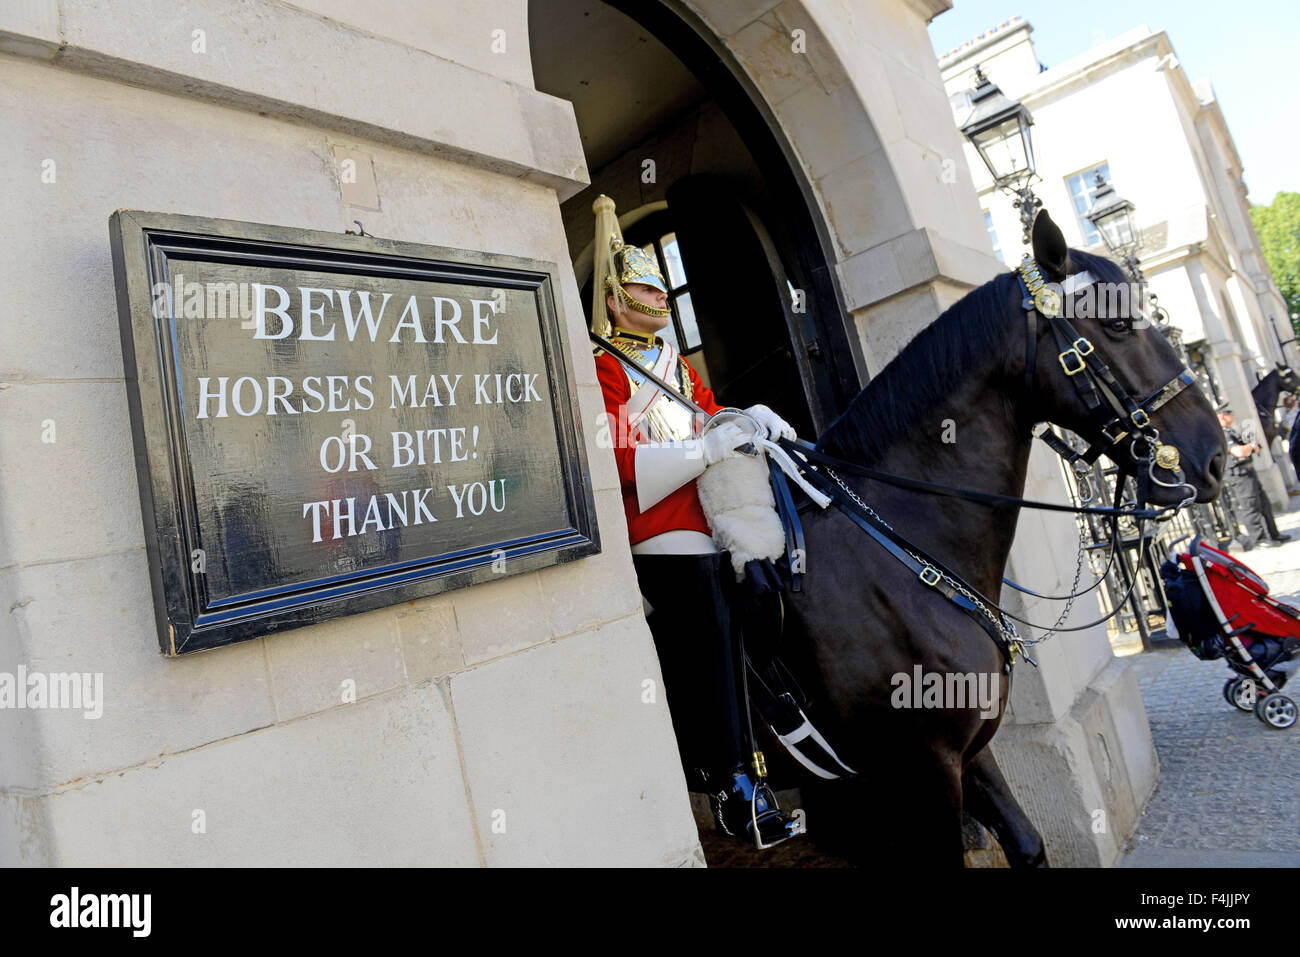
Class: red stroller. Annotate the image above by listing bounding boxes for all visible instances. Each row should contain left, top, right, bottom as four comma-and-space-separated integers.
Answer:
1160, 537, 1300, 729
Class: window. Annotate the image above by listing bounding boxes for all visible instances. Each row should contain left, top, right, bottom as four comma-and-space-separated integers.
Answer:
984, 210, 1004, 263
1065, 162, 1111, 247
641, 232, 701, 353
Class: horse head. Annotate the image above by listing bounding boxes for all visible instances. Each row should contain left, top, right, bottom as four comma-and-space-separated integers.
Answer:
1023, 210, 1224, 505
1276, 362, 1300, 395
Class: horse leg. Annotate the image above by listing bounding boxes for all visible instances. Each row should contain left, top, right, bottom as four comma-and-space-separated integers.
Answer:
962, 747, 1048, 867
807, 743, 966, 867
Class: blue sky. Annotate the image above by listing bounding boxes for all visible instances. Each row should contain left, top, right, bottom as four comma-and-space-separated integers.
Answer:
927, 1, 1297, 208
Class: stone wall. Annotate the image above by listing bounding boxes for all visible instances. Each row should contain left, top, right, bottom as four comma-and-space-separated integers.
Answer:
0, 0, 702, 866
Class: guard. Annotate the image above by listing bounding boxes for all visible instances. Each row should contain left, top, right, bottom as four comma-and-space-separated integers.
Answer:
588, 194, 804, 848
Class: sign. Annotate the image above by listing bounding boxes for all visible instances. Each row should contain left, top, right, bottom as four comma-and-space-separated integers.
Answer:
110, 211, 599, 656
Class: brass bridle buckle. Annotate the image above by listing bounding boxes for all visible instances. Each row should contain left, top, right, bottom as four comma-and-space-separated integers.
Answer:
1060, 337, 1094, 374
1059, 348, 1087, 376
919, 566, 942, 587
1130, 408, 1152, 429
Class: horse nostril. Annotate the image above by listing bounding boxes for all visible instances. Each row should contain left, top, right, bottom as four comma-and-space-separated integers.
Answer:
1208, 450, 1225, 483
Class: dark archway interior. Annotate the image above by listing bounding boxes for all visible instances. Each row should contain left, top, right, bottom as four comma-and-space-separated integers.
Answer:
529, 0, 860, 433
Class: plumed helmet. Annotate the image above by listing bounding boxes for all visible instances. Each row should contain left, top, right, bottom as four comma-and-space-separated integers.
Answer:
589, 194, 670, 338
606, 238, 667, 296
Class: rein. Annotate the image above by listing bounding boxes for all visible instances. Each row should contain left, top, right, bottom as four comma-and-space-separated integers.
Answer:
777, 438, 1171, 521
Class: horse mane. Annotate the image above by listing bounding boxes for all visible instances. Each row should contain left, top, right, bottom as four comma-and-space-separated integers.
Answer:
1252, 369, 1278, 395
817, 248, 1130, 464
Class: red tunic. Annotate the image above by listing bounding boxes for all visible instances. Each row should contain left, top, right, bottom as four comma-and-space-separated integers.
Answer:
594, 348, 724, 545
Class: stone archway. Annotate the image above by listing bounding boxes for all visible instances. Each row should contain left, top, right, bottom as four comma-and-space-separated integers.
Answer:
649, 0, 1001, 372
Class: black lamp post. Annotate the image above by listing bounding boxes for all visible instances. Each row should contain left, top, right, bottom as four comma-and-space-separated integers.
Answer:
960, 65, 1041, 243
1085, 173, 1144, 282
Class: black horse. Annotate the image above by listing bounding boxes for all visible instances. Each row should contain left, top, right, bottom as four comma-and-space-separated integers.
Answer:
1251, 363, 1300, 446
765, 211, 1224, 866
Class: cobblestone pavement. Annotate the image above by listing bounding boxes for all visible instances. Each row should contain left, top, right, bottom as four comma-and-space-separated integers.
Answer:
1121, 496, 1300, 867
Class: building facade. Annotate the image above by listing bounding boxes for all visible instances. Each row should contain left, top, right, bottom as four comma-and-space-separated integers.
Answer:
2, 0, 1152, 866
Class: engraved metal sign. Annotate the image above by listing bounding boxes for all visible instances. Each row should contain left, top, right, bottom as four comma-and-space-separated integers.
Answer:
110, 211, 599, 656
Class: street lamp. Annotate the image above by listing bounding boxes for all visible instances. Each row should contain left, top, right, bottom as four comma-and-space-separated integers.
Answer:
1086, 173, 1143, 282
960, 65, 1041, 243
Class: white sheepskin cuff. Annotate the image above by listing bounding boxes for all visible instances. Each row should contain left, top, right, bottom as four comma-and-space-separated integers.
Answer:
696, 450, 786, 580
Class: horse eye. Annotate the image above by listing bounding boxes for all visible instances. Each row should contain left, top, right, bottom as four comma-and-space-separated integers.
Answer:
1106, 317, 1132, 334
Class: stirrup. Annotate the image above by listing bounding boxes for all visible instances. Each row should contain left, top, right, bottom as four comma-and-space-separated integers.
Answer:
711, 769, 806, 849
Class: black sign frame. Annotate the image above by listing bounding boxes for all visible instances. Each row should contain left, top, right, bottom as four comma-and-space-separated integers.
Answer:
110, 210, 600, 656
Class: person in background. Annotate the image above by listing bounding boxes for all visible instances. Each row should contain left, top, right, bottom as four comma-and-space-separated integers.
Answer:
1219, 405, 1290, 550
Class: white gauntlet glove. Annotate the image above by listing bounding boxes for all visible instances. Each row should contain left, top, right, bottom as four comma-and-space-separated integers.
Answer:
633, 422, 751, 513
701, 421, 751, 465
745, 404, 795, 441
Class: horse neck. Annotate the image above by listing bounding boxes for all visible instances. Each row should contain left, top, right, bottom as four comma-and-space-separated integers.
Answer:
1254, 372, 1280, 409
855, 352, 1033, 599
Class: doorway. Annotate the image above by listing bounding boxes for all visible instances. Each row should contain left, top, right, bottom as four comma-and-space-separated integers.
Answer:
529, 0, 859, 433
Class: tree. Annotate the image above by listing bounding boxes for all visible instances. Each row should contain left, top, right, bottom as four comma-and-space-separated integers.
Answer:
1250, 192, 1300, 336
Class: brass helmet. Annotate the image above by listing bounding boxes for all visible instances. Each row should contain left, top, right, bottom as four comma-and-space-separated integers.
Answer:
590, 194, 670, 337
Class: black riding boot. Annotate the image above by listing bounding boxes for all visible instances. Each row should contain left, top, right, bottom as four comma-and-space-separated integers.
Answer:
632, 551, 802, 848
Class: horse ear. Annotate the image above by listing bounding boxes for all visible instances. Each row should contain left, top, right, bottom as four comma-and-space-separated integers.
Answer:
1030, 209, 1069, 280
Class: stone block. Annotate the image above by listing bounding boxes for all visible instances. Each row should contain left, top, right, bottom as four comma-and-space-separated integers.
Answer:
449, 615, 700, 866
517, 87, 590, 194
395, 592, 463, 682
264, 605, 405, 722
330, 143, 380, 210
35, 685, 479, 865
691, 0, 783, 39
0, 0, 59, 59
0, 792, 55, 866
852, 285, 942, 373
726, 18, 819, 108
1088, 657, 1159, 828
815, 149, 913, 258
774, 81, 881, 181
577, 383, 622, 494
0, 551, 275, 789
0, 381, 144, 567
537, 489, 641, 637
885, 136, 989, 250
288, 0, 532, 86
451, 571, 551, 665
771, 1, 851, 93
991, 717, 1108, 867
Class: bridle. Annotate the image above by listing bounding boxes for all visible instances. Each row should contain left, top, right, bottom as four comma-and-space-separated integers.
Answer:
763, 257, 1209, 668
1015, 255, 1198, 513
